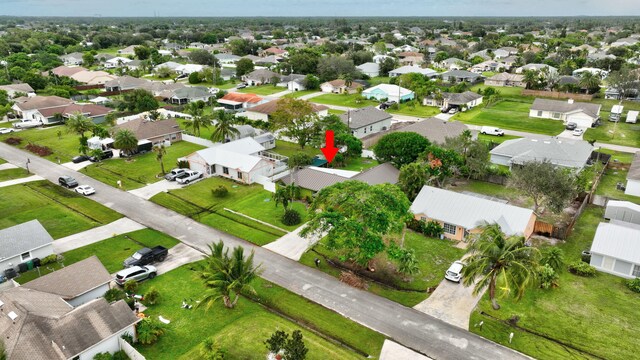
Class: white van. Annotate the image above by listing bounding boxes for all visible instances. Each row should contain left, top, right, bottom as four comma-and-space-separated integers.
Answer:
480, 126, 504, 136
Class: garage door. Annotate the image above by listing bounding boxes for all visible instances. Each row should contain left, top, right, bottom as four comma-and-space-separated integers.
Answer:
566, 113, 594, 128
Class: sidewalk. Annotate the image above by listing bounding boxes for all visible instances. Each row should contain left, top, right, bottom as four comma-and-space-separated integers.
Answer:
0, 163, 18, 171
53, 218, 146, 253
62, 160, 92, 171
0, 175, 44, 188
379, 340, 432, 360
155, 243, 203, 275
128, 179, 183, 200
263, 223, 325, 261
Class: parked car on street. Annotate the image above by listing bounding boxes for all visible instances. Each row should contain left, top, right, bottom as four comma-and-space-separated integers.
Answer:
123, 246, 169, 268
89, 149, 114, 162
164, 168, 187, 181
75, 185, 95, 196
72, 155, 90, 163
480, 126, 504, 136
572, 128, 584, 136
0, 127, 15, 134
176, 170, 203, 184
115, 265, 157, 286
58, 175, 79, 188
565, 122, 577, 130
445, 260, 465, 283
236, 83, 247, 89
12, 119, 43, 129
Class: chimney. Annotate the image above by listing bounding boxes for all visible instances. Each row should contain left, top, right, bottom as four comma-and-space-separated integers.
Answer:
568, 98, 574, 104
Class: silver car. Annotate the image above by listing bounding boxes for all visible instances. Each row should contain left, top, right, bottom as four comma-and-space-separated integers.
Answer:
445, 261, 464, 283
115, 265, 157, 286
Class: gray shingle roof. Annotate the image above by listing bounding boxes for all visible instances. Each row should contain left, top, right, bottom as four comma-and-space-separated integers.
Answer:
491, 137, 593, 169
441, 70, 480, 79
282, 163, 399, 192
530, 98, 601, 118
441, 91, 483, 105
399, 118, 472, 144
628, 152, 640, 181
339, 106, 392, 130
0, 220, 53, 260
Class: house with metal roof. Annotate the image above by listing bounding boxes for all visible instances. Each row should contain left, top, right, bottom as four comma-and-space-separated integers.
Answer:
398, 118, 475, 145
339, 107, 392, 139
281, 163, 399, 192
605, 200, 640, 225
362, 84, 415, 103
590, 221, 640, 279
423, 91, 483, 110
0, 220, 54, 277
529, 98, 601, 128
389, 65, 438, 78
490, 137, 593, 170
626, 152, 640, 197
410, 185, 536, 241
439, 70, 482, 83
356, 62, 379, 77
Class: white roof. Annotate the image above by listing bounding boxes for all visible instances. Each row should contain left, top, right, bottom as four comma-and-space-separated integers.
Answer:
176, 64, 205, 73
410, 185, 534, 236
89, 96, 110, 104
627, 110, 638, 122
192, 137, 266, 172
363, 84, 414, 97
591, 221, 640, 264
390, 65, 437, 76
106, 57, 132, 64
607, 200, 640, 212
308, 166, 359, 178
611, 104, 624, 114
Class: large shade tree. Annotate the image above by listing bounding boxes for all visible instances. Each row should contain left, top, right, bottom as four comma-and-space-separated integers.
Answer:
373, 132, 431, 168
301, 181, 410, 266
508, 160, 577, 213
462, 224, 540, 310
271, 98, 320, 149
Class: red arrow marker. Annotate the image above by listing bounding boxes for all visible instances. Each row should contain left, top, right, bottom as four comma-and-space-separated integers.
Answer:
321, 130, 339, 164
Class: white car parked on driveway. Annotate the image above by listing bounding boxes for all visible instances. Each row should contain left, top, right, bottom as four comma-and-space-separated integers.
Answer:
480, 126, 504, 136
176, 170, 203, 184
12, 119, 43, 129
445, 261, 464, 283
0, 127, 15, 134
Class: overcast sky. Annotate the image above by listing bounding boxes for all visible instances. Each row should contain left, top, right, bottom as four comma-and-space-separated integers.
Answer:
1, 0, 640, 17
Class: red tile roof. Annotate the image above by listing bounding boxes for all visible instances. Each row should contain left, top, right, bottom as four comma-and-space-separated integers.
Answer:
220, 92, 264, 104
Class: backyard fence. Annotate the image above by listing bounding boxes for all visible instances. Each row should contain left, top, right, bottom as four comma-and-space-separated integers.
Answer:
533, 194, 590, 240
119, 338, 146, 360
74, 84, 104, 91
521, 90, 594, 101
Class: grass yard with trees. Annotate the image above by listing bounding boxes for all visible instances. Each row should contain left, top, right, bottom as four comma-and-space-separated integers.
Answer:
0, 126, 83, 163
311, 93, 378, 108
238, 84, 286, 96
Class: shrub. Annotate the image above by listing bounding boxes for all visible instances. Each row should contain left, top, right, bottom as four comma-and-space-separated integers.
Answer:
423, 221, 444, 238
144, 287, 160, 305
40, 254, 58, 266
627, 278, 640, 293
123, 279, 139, 293
104, 288, 127, 303
136, 318, 166, 345
304, 195, 313, 204
3, 137, 22, 145
568, 262, 597, 277
25, 143, 53, 156
188, 72, 202, 84
541, 247, 565, 273
120, 332, 134, 345
177, 159, 190, 168
124, 296, 135, 310
282, 209, 301, 226
539, 264, 559, 289
93, 352, 113, 360
211, 185, 229, 198
112, 351, 128, 360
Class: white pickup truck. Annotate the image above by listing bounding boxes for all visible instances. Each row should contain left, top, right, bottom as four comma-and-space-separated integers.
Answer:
12, 119, 43, 129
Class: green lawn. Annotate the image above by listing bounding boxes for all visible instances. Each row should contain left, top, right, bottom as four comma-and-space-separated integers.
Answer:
595, 164, 640, 203
177, 118, 216, 141
328, 109, 346, 115
283, 90, 321, 98
387, 103, 441, 118
477, 133, 521, 145
368, 76, 391, 86
584, 120, 640, 148
273, 140, 374, 172
135, 265, 384, 359
597, 148, 635, 164
299, 231, 465, 307
238, 84, 286, 96
0, 181, 122, 239
311, 93, 379, 108
0, 158, 5, 164
470, 84, 527, 99
470, 206, 640, 360
81, 141, 205, 190
447, 179, 534, 210
454, 100, 565, 136
150, 177, 300, 245
15, 229, 180, 283
217, 81, 238, 90
0, 126, 83, 163
0, 167, 30, 181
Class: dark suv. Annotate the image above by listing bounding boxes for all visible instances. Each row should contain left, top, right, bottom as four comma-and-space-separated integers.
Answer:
565, 122, 577, 130
58, 176, 79, 188
89, 149, 114, 162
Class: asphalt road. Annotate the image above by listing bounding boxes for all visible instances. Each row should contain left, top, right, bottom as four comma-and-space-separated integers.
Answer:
0, 142, 531, 360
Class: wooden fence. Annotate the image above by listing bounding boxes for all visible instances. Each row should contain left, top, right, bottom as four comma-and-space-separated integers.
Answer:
533, 194, 590, 240
521, 90, 594, 101
74, 84, 104, 91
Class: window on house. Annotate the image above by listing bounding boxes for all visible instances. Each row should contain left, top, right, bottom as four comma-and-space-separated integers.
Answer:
633, 265, 640, 277
364, 127, 367, 134
237, 172, 243, 180
171, 133, 177, 140
443, 223, 456, 235
223, 167, 229, 175
552, 112, 561, 119
370, 126, 373, 131
420, 216, 427, 221
537, 110, 543, 117
20, 252, 31, 261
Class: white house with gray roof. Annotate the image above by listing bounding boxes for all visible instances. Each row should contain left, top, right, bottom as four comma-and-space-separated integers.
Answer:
389, 65, 438, 78
625, 152, 640, 197
0, 220, 54, 275
339, 106, 392, 139
530, 98, 601, 128
423, 91, 483, 109
490, 137, 593, 170
590, 221, 640, 279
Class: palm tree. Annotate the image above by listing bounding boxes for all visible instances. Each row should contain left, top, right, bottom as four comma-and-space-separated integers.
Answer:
522, 70, 539, 90
579, 71, 601, 94
462, 223, 540, 310
184, 115, 211, 137
197, 241, 261, 309
199, 338, 226, 360
210, 110, 239, 143
153, 144, 167, 175
113, 129, 138, 156
184, 102, 204, 118
66, 112, 95, 154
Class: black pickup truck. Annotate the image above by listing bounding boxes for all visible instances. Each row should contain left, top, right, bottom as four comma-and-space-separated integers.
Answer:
123, 246, 168, 267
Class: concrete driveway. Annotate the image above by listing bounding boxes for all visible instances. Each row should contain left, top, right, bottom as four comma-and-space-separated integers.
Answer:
155, 243, 203, 275
128, 179, 184, 200
414, 278, 485, 330
557, 128, 584, 140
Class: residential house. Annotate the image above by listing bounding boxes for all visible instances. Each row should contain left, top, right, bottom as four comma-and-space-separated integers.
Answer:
611, 37, 639, 47
60, 52, 84, 66
69, 70, 117, 85
362, 84, 415, 103
94, 53, 115, 63
0, 220, 53, 276
48, 65, 87, 77
396, 52, 425, 66
515, 63, 558, 75
484, 72, 526, 87
185, 137, 286, 184
356, 62, 379, 77
605, 200, 640, 225
0, 83, 35, 97
12, 96, 74, 123
389, 65, 438, 78
468, 49, 493, 61
0, 264, 139, 359
340, 107, 392, 139
625, 152, 640, 197
277, 74, 307, 91
572, 67, 608, 78
124, 59, 143, 71
393, 45, 419, 53
117, 45, 138, 55
423, 91, 483, 110
501, 56, 519, 68
104, 57, 132, 69
260, 47, 288, 57
218, 92, 266, 111
440, 70, 481, 84
589, 221, 640, 278
437, 58, 471, 70
320, 79, 364, 94
410, 185, 536, 241
22, 256, 112, 308
244, 98, 328, 121
154, 61, 182, 72
255, 55, 281, 67
215, 53, 242, 65
529, 98, 601, 128
175, 64, 205, 75
167, 86, 212, 104
243, 69, 281, 86
489, 137, 594, 170
104, 75, 150, 92
470, 60, 508, 73
398, 118, 474, 144
282, 163, 399, 192
498, 47, 519, 55
112, 118, 182, 145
